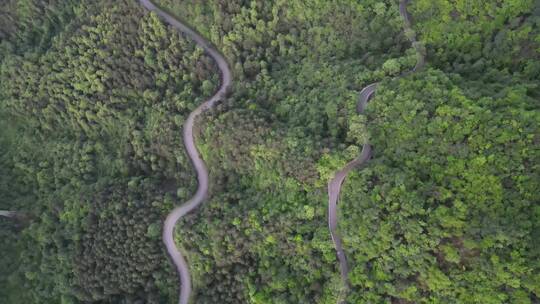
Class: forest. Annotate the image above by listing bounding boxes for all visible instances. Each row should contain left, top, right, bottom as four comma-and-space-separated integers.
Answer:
0, 0, 538, 303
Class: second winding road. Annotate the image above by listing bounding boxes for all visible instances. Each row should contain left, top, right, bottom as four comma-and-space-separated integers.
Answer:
327, 0, 425, 301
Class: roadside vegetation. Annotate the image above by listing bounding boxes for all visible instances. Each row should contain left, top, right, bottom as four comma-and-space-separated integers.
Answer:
0, 0, 218, 302
0, 0, 538, 303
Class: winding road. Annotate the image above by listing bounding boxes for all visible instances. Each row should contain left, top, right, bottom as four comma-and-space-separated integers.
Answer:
327, 0, 425, 301
138, 1, 232, 304
328, 84, 376, 287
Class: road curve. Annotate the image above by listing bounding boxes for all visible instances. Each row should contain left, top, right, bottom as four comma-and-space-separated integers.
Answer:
138, 1, 232, 304
327, 0, 423, 302
328, 84, 376, 288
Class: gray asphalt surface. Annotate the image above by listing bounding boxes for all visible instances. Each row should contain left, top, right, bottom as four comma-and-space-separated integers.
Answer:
327, 85, 375, 287
0, 211, 16, 218
327, 0, 424, 302
138, 1, 232, 304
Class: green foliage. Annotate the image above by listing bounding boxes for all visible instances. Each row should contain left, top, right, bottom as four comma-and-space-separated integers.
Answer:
0, 0, 93, 57
340, 69, 539, 303
152, 0, 414, 302
1, 0, 538, 303
411, 0, 540, 77
0, 0, 218, 302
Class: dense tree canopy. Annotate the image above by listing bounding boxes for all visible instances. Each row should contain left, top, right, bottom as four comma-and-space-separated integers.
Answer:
341, 69, 539, 303
0, 0, 538, 303
1, 0, 218, 302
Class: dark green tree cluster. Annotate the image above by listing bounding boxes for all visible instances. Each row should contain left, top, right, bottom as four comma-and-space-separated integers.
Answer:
73, 180, 177, 303
0, 0, 94, 56
410, 0, 540, 78
0, 0, 218, 302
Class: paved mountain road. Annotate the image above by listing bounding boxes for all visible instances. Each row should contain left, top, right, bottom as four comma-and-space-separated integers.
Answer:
138, 1, 232, 304
327, 84, 376, 286
327, 0, 424, 302
0, 210, 16, 218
